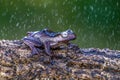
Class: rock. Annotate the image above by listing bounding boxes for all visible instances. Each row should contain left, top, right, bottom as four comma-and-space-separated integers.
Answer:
0, 40, 120, 80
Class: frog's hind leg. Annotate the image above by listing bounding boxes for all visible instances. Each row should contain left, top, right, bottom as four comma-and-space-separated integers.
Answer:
23, 37, 42, 54
24, 41, 40, 55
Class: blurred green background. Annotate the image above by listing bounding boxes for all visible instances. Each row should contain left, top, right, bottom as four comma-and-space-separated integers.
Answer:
0, 0, 120, 50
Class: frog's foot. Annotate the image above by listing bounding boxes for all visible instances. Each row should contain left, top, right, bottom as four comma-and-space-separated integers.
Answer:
23, 40, 41, 56
27, 48, 42, 57
31, 48, 40, 55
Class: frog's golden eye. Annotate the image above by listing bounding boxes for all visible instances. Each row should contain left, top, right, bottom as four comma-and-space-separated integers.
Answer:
61, 32, 68, 38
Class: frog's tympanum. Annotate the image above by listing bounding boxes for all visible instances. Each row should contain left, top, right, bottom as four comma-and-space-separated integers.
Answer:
22, 29, 76, 56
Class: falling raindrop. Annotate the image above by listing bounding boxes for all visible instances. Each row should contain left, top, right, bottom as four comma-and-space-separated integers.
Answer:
90, 5, 94, 11
16, 22, 19, 27
0, 0, 119, 49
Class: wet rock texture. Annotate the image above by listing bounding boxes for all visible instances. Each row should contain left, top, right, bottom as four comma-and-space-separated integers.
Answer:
0, 40, 120, 80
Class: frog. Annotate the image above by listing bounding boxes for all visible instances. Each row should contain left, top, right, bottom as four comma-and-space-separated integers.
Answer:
22, 28, 76, 56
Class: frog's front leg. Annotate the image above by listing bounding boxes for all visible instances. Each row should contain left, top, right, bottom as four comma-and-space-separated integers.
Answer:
43, 41, 52, 56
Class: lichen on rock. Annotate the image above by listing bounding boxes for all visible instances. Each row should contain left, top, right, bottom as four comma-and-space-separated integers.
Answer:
0, 40, 120, 80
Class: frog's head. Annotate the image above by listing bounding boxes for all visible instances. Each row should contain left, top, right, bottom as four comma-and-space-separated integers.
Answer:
52, 29, 76, 43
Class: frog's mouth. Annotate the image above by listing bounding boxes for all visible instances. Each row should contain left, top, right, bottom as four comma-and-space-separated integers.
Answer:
50, 40, 68, 46
50, 41, 69, 49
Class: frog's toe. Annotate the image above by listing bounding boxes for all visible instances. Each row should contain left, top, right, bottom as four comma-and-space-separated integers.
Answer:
32, 48, 44, 55
46, 52, 52, 56
28, 50, 39, 58
45, 50, 53, 56
31, 48, 39, 55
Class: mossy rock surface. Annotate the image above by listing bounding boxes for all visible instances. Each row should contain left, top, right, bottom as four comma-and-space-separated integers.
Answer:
0, 40, 120, 80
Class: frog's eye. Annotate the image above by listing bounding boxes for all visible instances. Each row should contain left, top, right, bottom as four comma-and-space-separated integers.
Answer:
61, 32, 68, 38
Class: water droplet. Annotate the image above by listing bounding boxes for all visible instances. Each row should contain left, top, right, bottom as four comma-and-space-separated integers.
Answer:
16, 23, 19, 27
90, 6, 94, 11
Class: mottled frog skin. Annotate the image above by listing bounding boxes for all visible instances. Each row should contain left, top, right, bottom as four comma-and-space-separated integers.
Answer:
22, 29, 76, 56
